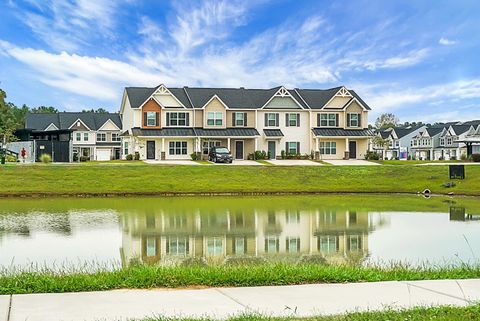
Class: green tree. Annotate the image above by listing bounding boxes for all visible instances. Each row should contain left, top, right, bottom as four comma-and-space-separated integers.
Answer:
31, 106, 58, 113
375, 113, 399, 129
82, 108, 109, 113
0, 89, 17, 143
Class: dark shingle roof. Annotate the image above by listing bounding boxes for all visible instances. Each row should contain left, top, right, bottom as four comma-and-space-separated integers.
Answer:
131, 128, 196, 137
425, 127, 445, 136
462, 120, 480, 126
263, 129, 284, 137
312, 128, 374, 137
194, 128, 260, 137
451, 125, 471, 135
124, 86, 371, 110
392, 125, 424, 138
25, 112, 121, 131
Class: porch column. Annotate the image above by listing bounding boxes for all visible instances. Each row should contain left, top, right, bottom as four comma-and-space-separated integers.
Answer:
161, 138, 165, 160
344, 138, 350, 160
196, 137, 202, 160
227, 138, 231, 151
315, 137, 320, 160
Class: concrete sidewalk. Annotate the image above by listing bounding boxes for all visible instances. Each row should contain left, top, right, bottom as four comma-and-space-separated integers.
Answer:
2, 279, 480, 321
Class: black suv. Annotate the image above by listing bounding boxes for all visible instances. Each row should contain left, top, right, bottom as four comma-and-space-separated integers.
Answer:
208, 147, 233, 163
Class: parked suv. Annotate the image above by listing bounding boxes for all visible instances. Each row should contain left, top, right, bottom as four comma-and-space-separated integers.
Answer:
208, 147, 233, 163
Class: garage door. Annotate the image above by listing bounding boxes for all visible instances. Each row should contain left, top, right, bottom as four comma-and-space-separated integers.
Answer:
96, 149, 111, 161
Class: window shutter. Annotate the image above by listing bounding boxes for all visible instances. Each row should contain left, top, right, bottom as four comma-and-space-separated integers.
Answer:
317, 114, 320, 127
143, 112, 147, 126
286, 239, 289, 252
336, 114, 339, 127
186, 113, 190, 126
285, 142, 289, 153
358, 113, 362, 128
297, 239, 300, 252
297, 142, 300, 154
244, 113, 247, 126
347, 114, 351, 127
286, 114, 289, 127
264, 240, 268, 252
275, 113, 279, 127
166, 113, 170, 126
265, 113, 268, 126
297, 113, 300, 127
232, 113, 236, 127
155, 112, 159, 126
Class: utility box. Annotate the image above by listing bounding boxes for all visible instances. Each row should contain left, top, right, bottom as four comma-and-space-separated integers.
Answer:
449, 165, 465, 179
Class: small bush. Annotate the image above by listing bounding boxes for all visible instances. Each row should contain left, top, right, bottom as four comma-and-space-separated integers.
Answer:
134, 152, 140, 161
190, 153, 198, 161
451, 156, 457, 160
73, 153, 79, 162
40, 153, 51, 163
6, 155, 17, 162
364, 151, 380, 160
281, 150, 286, 159
472, 154, 480, 162
460, 153, 468, 161
79, 156, 89, 162
126, 154, 133, 161
254, 150, 267, 160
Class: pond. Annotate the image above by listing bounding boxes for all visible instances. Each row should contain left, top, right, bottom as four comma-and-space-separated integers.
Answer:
0, 195, 479, 270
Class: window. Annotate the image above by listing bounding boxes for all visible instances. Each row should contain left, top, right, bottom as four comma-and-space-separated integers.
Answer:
203, 141, 221, 154
167, 112, 188, 126
287, 142, 299, 155
112, 133, 121, 142
97, 133, 106, 142
83, 133, 89, 141
146, 112, 157, 126
167, 237, 188, 256
395, 141, 399, 147
286, 211, 300, 223
447, 137, 453, 145
234, 237, 245, 255
440, 138, 445, 146
145, 237, 156, 257
320, 142, 337, 155
348, 235, 362, 252
234, 112, 246, 126
287, 113, 299, 127
266, 113, 279, 127
286, 237, 300, 253
319, 113, 338, 127
123, 142, 129, 155
207, 112, 223, 126
265, 236, 279, 253
319, 236, 338, 253
348, 113, 360, 127
207, 237, 223, 256
76, 132, 81, 141
169, 141, 187, 155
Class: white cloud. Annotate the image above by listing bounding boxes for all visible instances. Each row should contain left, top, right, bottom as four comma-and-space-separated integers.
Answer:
439, 37, 456, 46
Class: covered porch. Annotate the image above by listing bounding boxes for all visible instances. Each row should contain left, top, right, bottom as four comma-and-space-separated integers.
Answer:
312, 128, 374, 160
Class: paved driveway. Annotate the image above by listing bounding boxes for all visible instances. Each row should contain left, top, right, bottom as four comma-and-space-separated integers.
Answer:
143, 160, 204, 165
211, 160, 264, 166
267, 159, 323, 166
323, 159, 380, 166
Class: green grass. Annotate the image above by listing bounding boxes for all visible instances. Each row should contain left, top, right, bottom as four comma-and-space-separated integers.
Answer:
138, 305, 480, 321
194, 160, 212, 165
1, 263, 479, 295
1, 163, 480, 196
255, 160, 274, 165
373, 160, 469, 165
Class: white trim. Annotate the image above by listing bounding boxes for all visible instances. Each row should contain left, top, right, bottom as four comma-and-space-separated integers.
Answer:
138, 84, 186, 110
294, 88, 311, 109
321, 86, 353, 109
97, 119, 121, 131
341, 97, 368, 111
261, 86, 304, 109
68, 118, 91, 131
44, 123, 59, 131
201, 94, 230, 109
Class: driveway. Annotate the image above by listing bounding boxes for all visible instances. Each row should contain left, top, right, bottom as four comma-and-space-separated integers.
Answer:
143, 160, 204, 165
267, 159, 323, 166
323, 159, 380, 166
211, 160, 264, 166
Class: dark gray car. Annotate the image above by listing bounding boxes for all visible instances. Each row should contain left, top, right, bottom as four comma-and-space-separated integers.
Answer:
208, 147, 233, 163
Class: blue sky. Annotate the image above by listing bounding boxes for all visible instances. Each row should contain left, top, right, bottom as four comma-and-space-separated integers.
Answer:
1, 0, 479, 123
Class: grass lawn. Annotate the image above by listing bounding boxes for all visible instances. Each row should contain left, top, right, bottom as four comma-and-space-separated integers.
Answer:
373, 160, 471, 165
137, 305, 480, 321
1, 263, 479, 295
0, 163, 479, 196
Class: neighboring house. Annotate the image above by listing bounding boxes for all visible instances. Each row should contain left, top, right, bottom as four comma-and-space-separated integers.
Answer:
436, 125, 473, 160
410, 126, 445, 160
120, 84, 374, 161
25, 112, 122, 161
373, 125, 426, 160
462, 122, 480, 156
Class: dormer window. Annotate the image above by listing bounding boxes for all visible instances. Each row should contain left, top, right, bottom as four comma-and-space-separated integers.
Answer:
207, 112, 223, 126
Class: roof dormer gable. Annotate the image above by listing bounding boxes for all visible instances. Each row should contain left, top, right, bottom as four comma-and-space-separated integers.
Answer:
262, 86, 304, 109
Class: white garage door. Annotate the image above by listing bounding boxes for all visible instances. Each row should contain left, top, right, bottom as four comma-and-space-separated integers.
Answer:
96, 149, 111, 161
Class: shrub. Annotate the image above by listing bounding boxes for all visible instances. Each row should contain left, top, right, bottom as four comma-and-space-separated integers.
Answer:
72, 153, 79, 162
190, 153, 198, 161
451, 156, 457, 161
280, 150, 286, 159
40, 153, 51, 163
134, 152, 140, 161
6, 155, 17, 162
79, 156, 89, 162
472, 154, 480, 162
364, 151, 380, 160
460, 153, 468, 161
247, 153, 254, 160
126, 154, 133, 161
254, 150, 267, 160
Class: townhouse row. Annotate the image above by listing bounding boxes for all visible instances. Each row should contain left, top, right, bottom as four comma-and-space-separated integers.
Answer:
374, 120, 480, 160
18, 85, 375, 162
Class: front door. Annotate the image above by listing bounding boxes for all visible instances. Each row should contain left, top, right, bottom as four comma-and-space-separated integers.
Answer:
267, 141, 276, 159
349, 141, 357, 159
146, 141, 156, 159
235, 141, 244, 159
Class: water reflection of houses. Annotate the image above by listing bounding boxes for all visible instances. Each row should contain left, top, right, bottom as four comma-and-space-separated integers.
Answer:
120, 207, 376, 266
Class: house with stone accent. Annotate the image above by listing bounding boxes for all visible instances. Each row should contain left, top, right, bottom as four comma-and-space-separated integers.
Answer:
119, 85, 374, 161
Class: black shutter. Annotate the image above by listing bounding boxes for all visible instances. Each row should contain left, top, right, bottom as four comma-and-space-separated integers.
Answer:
155, 112, 159, 126
336, 114, 339, 127
244, 113, 247, 126
285, 142, 289, 154
358, 113, 362, 128
265, 113, 268, 126
297, 113, 300, 127
347, 114, 351, 127
275, 113, 279, 127
297, 239, 300, 252
143, 112, 147, 126
297, 142, 300, 154
232, 113, 236, 127
286, 114, 289, 127
286, 239, 289, 252
186, 113, 190, 126
317, 114, 320, 127
166, 113, 170, 126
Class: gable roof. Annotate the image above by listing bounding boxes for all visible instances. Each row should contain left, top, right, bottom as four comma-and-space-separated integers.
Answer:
123, 85, 371, 110
25, 112, 122, 131
450, 125, 471, 135
425, 126, 445, 136
392, 125, 424, 139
